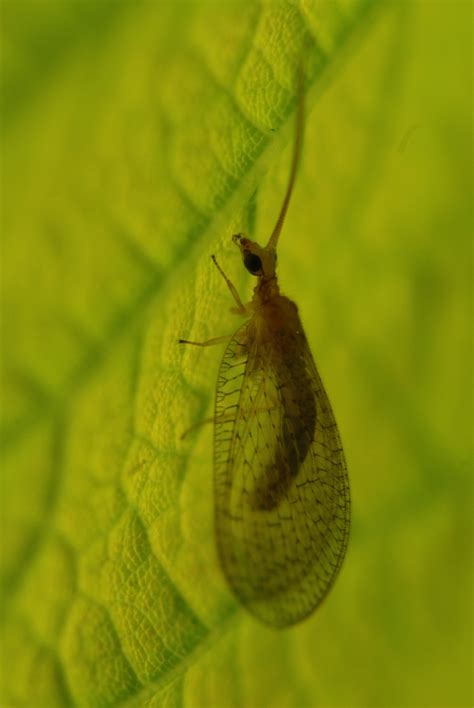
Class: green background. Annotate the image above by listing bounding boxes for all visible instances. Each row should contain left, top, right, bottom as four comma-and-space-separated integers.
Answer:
1, 1, 472, 706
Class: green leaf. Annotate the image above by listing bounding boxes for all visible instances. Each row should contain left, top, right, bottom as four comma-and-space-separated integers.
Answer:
1, 1, 471, 706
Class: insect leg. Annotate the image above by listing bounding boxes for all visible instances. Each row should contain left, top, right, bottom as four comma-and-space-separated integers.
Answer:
178, 335, 232, 347
181, 410, 241, 440
211, 255, 246, 314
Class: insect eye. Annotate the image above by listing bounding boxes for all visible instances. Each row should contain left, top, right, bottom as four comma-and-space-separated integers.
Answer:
243, 252, 262, 275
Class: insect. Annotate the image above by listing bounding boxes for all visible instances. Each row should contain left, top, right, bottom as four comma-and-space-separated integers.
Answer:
179, 75, 350, 628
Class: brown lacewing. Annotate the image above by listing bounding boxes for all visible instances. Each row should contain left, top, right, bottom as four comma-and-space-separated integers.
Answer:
179, 75, 350, 627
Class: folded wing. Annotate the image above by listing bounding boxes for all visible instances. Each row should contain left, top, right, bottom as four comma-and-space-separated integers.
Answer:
214, 319, 350, 627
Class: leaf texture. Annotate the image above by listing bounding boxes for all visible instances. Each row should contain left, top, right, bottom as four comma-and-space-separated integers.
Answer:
1, 0, 472, 706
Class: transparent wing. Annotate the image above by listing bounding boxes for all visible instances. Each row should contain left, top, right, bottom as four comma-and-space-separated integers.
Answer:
214, 316, 350, 628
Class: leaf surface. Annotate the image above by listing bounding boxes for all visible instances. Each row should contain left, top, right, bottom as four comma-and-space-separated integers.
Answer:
1, 1, 472, 706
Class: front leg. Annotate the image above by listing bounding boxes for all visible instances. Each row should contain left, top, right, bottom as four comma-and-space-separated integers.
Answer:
178, 335, 232, 347
178, 255, 249, 347
211, 255, 248, 316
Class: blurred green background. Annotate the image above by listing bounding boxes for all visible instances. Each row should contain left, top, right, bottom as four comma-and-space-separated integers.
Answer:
1, 1, 472, 706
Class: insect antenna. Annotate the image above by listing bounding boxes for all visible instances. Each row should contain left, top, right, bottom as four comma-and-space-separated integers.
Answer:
266, 64, 306, 252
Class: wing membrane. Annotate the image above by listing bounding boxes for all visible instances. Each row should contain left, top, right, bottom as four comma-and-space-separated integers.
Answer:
214, 316, 350, 627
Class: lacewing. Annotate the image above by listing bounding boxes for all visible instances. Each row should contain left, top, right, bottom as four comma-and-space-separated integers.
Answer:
180, 76, 350, 627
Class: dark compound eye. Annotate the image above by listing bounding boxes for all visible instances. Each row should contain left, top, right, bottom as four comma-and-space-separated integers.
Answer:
243, 252, 262, 275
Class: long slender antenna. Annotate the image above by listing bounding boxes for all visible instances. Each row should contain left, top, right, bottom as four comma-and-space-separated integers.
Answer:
266, 64, 305, 251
